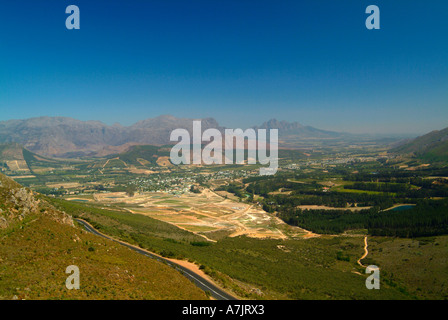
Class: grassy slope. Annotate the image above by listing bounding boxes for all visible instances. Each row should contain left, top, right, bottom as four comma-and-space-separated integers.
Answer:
366, 236, 448, 300
53, 199, 420, 300
0, 215, 207, 300
0, 143, 24, 161
0, 173, 207, 300
113, 145, 171, 167
393, 127, 448, 162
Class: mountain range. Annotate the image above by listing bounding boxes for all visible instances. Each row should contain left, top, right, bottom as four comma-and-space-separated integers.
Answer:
254, 119, 346, 138
0, 115, 345, 158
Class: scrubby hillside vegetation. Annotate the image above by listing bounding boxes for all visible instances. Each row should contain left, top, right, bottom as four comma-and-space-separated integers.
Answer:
0, 173, 207, 300
392, 127, 448, 162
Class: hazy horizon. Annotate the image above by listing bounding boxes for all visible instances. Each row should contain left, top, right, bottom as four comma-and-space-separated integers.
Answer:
0, 113, 436, 138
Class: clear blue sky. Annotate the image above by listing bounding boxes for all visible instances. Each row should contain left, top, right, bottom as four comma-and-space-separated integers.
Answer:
0, 0, 447, 134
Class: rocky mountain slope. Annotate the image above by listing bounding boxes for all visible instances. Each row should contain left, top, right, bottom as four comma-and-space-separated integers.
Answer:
0, 115, 343, 158
253, 118, 344, 139
0, 115, 222, 158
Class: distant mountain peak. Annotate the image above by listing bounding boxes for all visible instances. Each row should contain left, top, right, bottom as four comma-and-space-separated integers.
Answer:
256, 119, 305, 131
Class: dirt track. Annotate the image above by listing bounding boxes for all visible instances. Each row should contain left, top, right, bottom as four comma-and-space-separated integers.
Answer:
357, 236, 369, 267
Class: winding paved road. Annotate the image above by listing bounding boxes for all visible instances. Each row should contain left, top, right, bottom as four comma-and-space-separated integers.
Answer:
75, 218, 237, 301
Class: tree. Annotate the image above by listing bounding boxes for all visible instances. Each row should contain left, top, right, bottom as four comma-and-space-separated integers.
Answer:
126, 185, 136, 197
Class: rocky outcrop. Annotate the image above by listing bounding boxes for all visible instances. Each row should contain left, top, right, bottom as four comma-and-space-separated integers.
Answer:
9, 188, 39, 215
0, 216, 8, 229
49, 210, 74, 227
0, 173, 74, 228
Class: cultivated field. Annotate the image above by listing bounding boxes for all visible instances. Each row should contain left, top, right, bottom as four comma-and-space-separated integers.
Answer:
68, 189, 310, 241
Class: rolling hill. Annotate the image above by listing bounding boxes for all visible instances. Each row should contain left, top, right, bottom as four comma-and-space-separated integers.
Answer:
110, 145, 172, 167
392, 127, 448, 162
0, 172, 208, 300
0, 143, 33, 173
0, 143, 74, 175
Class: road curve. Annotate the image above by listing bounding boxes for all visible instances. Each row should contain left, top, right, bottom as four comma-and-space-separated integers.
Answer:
75, 218, 237, 301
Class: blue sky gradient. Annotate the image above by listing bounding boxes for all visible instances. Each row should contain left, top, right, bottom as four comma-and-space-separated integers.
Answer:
0, 0, 447, 134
